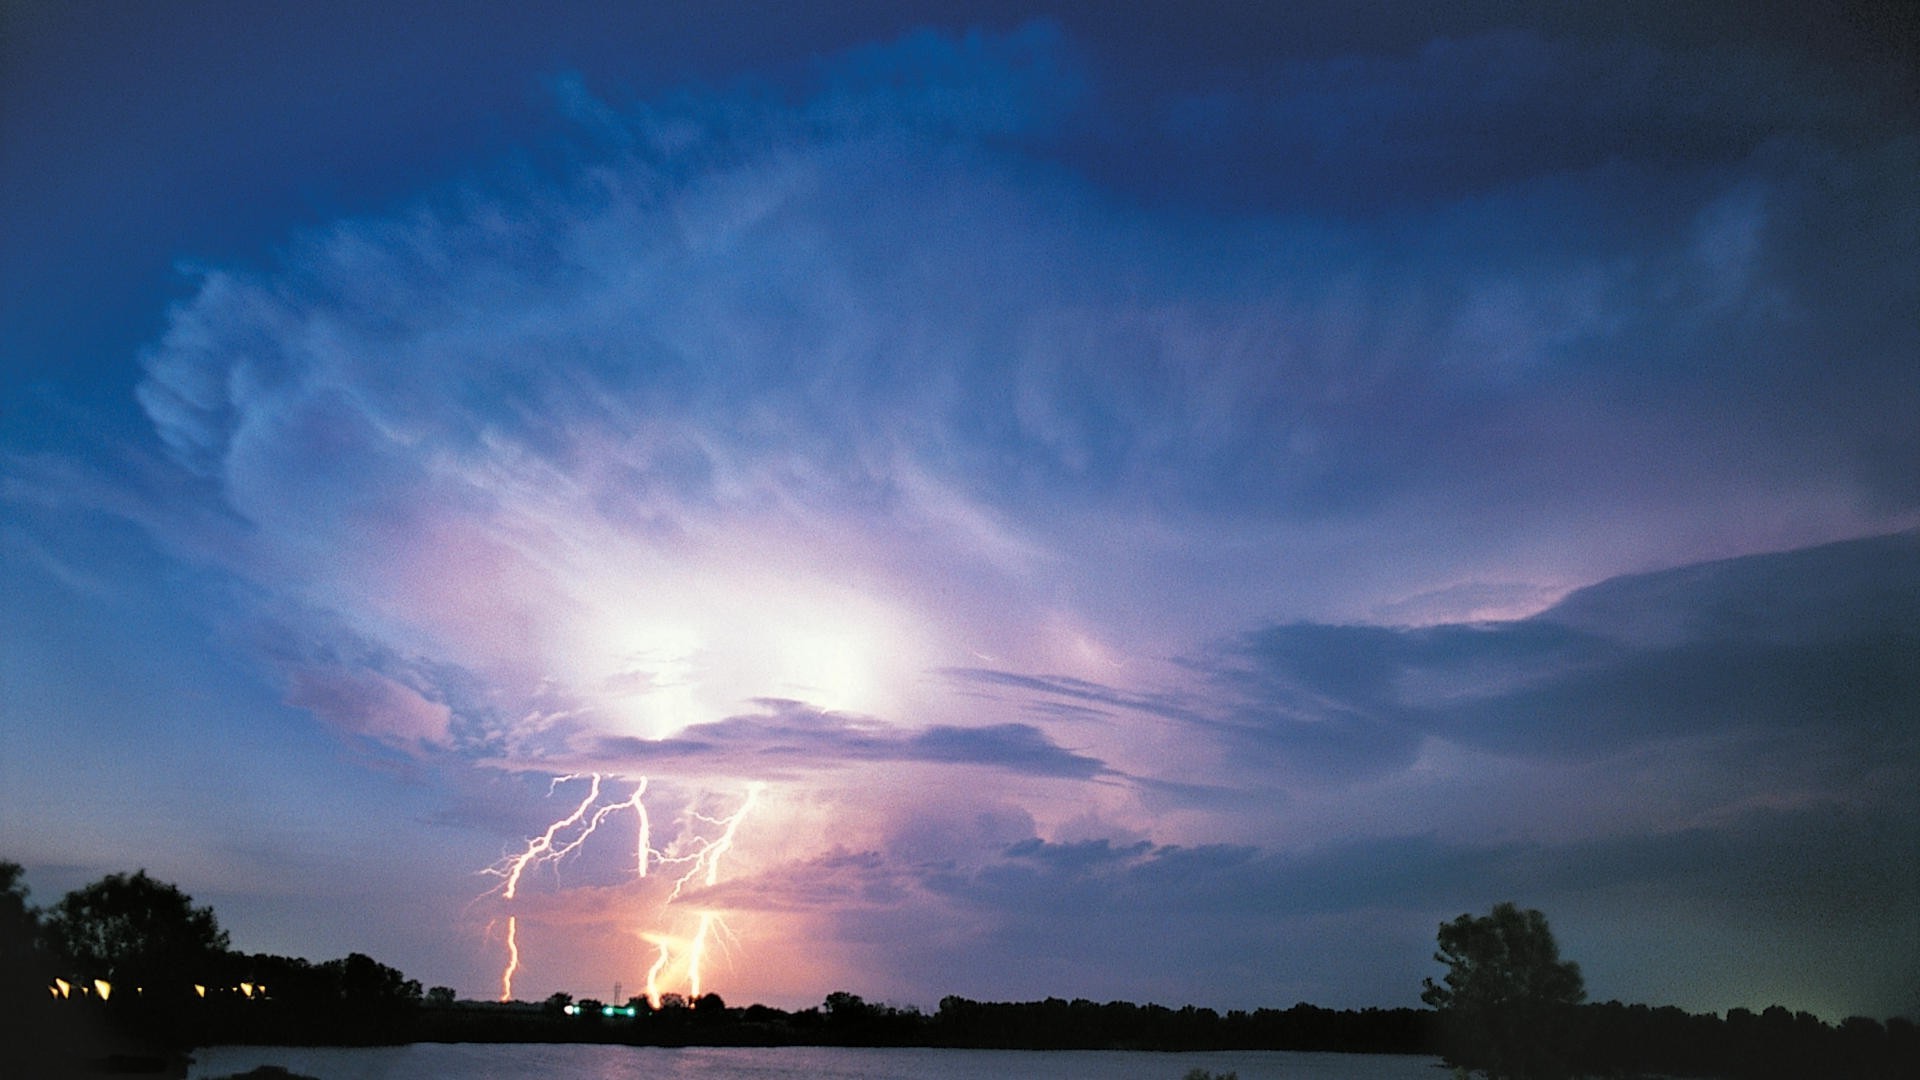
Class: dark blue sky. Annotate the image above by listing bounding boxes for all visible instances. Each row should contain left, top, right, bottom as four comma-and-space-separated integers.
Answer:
2, 1, 1916, 1017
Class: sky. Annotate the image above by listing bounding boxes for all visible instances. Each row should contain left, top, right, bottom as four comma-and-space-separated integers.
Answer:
2, 0, 1917, 1021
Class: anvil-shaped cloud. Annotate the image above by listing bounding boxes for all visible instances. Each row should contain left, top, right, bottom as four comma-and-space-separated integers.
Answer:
114, 21, 1915, 778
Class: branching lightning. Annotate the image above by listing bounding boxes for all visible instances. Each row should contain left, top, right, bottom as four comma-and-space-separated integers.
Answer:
483, 774, 762, 1006
666, 781, 763, 901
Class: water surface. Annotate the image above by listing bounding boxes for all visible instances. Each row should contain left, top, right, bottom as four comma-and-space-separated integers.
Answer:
188, 1043, 1447, 1079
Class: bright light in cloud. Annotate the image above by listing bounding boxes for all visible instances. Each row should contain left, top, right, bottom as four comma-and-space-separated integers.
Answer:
778, 630, 868, 713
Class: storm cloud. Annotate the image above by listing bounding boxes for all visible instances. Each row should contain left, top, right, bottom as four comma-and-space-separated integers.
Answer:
3, 6, 1915, 1020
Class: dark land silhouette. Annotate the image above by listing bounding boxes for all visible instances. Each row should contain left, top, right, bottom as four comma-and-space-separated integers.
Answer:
5, 863, 1915, 1078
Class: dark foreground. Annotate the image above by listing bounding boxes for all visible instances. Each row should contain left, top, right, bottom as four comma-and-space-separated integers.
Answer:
8, 991, 1917, 1079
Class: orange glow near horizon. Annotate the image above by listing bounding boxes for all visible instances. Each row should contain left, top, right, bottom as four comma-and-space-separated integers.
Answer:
644, 936, 672, 1007
687, 911, 717, 1000
688, 914, 710, 1000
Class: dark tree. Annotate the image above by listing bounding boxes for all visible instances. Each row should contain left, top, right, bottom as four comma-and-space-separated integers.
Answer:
694, 991, 729, 1023
326, 951, 423, 1006
44, 869, 230, 993
1, 861, 42, 980
1, 861, 57, 1017
1422, 902, 1585, 1079
823, 990, 871, 1020
2, 866, 109, 1080
426, 985, 457, 1007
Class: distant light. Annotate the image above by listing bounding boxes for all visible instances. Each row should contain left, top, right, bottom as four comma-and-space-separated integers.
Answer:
53, 978, 70, 999
195, 985, 207, 998
563, 1004, 579, 1016
94, 979, 112, 1001
241, 982, 255, 998
602, 1005, 617, 1017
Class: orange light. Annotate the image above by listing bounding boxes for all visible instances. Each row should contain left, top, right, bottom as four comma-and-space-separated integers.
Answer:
687, 912, 715, 999
644, 936, 672, 1008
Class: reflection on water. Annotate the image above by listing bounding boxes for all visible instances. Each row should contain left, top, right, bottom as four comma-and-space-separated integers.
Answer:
188, 1043, 1445, 1080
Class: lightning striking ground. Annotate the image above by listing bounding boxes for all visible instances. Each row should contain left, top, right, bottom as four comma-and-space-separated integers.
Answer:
483, 774, 762, 1005
500, 916, 520, 1002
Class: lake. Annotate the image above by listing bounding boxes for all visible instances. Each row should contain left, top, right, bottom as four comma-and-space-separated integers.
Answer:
187, 1044, 1449, 1079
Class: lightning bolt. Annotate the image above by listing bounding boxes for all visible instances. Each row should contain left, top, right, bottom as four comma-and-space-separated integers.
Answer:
644, 936, 672, 1006
483, 774, 761, 1006
687, 912, 713, 999
667, 782, 761, 1001
664, 782, 761, 899
500, 916, 520, 1002
486, 773, 604, 901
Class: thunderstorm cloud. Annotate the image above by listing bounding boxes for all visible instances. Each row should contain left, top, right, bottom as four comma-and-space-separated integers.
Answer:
2, 6, 1915, 1020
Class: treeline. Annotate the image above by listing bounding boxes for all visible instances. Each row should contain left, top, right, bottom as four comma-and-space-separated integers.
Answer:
412, 990, 1917, 1077
403, 990, 1434, 1052
197, 950, 425, 1044
7, 863, 1917, 1078
1575, 1000, 1917, 1080
780, 992, 1431, 1053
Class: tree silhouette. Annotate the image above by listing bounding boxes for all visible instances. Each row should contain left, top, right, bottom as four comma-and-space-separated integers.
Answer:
326, 951, 423, 1006
1422, 901, 1585, 1079
1, 861, 39, 964
1, 861, 52, 1006
694, 991, 729, 1024
44, 869, 230, 993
